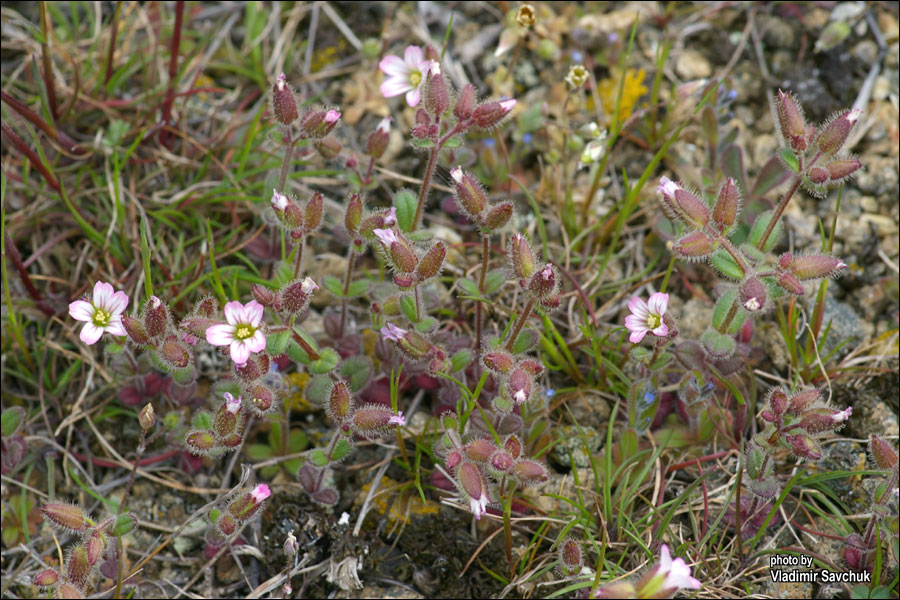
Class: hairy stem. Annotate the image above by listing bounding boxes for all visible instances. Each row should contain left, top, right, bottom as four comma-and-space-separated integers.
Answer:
504, 298, 536, 352
277, 131, 295, 194
338, 251, 356, 337
756, 176, 801, 251
475, 235, 489, 355
412, 145, 439, 232
292, 236, 304, 278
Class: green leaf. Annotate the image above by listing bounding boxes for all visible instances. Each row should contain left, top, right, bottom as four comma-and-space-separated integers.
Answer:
305, 375, 333, 404
409, 138, 434, 149
331, 438, 352, 462
322, 275, 344, 297
346, 279, 370, 298
650, 352, 673, 370
701, 328, 736, 359
193, 410, 213, 430
709, 248, 745, 280
415, 316, 438, 332
443, 136, 462, 148
246, 443, 275, 460
406, 230, 432, 243
511, 328, 539, 354
2, 407, 24, 437
630, 346, 650, 361
400, 295, 418, 323
450, 349, 473, 373
483, 269, 507, 295
340, 356, 373, 392
457, 277, 480, 297
309, 347, 340, 374
286, 340, 311, 364
712, 289, 738, 329
266, 329, 291, 356
110, 513, 137, 536
288, 429, 308, 452
309, 449, 329, 467
778, 147, 800, 173
393, 189, 418, 233
748, 209, 782, 252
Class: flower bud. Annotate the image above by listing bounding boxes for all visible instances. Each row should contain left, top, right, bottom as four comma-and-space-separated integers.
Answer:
870, 435, 899, 471
425, 70, 450, 117
161, 335, 190, 368
344, 194, 363, 233
504, 435, 523, 458
139, 403, 155, 432
466, 438, 496, 462
776, 271, 804, 295
712, 178, 740, 230
388, 237, 418, 274
513, 459, 548, 484
252, 284, 276, 307
769, 389, 787, 416
247, 384, 275, 415
416, 241, 446, 280
185, 430, 217, 455
472, 99, 516, 129
776, 90, 808, 151
450, 167, 487, 216
228, 484, 271, 521
33, 568, 59, 588
123, 315, 150, 345
217, 513, 236, 536
454, 84, 476, 121
490, 451, 514, 472
396, 330, 432, 359
558, 538, 583, 576
808, 167, 829, 184
482, 351, 514, 373
788, 434, 822, 460
516, 4, 536, 28
352, 403, 400, 438
284, 531, 299, 557
517, 359, 544, 376
327, 380, 353, 422
564, 65, 589, 90
482, 201, 514, 232
786, 389, 821, 414
282, 278, 316, 314
528, 264, 557, 298
283, 202, 304, 230
458, 462, 488, 519
657, 177, 709, 229
304, 193, 324, 232
799, 407, 852, 433
272, 73, 299, 126
508, 368, 533, 404
41, 503, 88, 533
301, 109, 341, 139
672, 231, 715, 258
739, 277, 766, 312
816, 108, 861, 155
314, 137, 342, 160
144, 295, 168, 338
67, 545, 92, 590
790, 255, 847, 280
509, 234, 536, 279
825, 158, 862, 181
366, 117, 391, 159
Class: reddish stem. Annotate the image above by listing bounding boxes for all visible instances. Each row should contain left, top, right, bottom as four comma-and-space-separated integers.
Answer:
159, 1, 185, 146
0, 91, 81, 154
39, 2, 59, 120
4, 231, 56, 317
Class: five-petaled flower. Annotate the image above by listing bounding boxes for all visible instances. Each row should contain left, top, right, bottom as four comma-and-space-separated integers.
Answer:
625, 293, 669, 344
206, 300, 267, 366
381, 323, 408, 342
69, 281, 129, 345
653, 544, 702, 593
388, 411, 406, 426
379, 45, 435, 107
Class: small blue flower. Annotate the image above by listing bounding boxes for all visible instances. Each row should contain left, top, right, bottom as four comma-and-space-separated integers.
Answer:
571, 50, 584, 63
482, 138, 496, 148
522, 133, 533, 144
544, 388, 556, 398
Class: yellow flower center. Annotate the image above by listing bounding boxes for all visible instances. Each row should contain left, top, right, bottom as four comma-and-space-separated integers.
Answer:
93, 308, 111, 327
409, 71, 422, 87
235, 325, 254, 340
646, 314, 661, 330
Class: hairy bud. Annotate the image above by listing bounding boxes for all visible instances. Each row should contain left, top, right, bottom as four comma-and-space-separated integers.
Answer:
816, 109, 861, 155
509, 234, 536, 279
776, 90, 808, 151
454, 84, 476, 121
367, 118, 391, 159
417, 241, 446, 281
482, 201, 513, 232
450, 167, 487, 216
272, 73, 299, 126
790, 255, 847, 280
472, 99, 516, 129
712, 178, 740, 230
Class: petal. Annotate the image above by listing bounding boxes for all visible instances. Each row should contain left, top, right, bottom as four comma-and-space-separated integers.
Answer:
405, 87, 421, 107
93, 281, 114, 306
658, 545, 672, 570
80, 323, 104, 345
648, 293, 669, 316
403, 45, 423, 66
652, 323, 669, 338
206, 324, 235, 346
230, 341, 250, 366
105, 318, 127, 337
380, 77, 412, 98
247, 330, 266, 353
629, 329, 647, 344
223, 301, 244, 325
624, 314, 646, 331
245, 301, 264, 327
379, 55, 409, 77
107, 291, 129, 316
627, 296, 648, 318
68, 300, 94, 322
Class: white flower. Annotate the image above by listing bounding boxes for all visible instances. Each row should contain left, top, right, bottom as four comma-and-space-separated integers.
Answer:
388, 411, 406, 426
657, 544, 701, 591
832, 407, 852, 423
271, 189, 289, 211
378, 45, 435, 107
205, 300, 267, 366
373, 228, 398, 247
68, 281, 129, 345
224, 392, 242, 414
382, 207, 398, 227
381, 323, 407, 342
469, 492, 489, 520
301, 277, 318, 294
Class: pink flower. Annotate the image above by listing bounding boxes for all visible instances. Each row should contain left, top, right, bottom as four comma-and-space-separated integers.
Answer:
205, 300, 266, 366
224, 392, 242, 414
656, 544, 701, 592
250, 483, 271, 503
388, 411, 406, 426
381, 323, 407, 342
379, 45, 435, 107
469, 491, 489, 520
382, 207, 397, 227
271, 188, 289, 211
68, 281, 129, 345
373, 228, 398, 247
832, 407, 852, 423
324, 109, 341, 124
301, 277, 318, 294
625, 293, 669, 344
